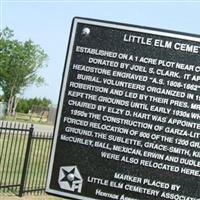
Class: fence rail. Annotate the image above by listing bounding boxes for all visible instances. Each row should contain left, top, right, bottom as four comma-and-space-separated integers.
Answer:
0, 121, 53, 197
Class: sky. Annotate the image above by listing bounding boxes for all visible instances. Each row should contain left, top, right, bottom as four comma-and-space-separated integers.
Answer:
1, 0, 200, 104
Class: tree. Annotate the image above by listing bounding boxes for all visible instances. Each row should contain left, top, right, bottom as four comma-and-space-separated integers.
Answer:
0, 27, 48, 115
16, 97, 52, 113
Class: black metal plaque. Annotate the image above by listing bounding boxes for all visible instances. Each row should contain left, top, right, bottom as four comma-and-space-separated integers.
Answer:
46, 17, 200, 200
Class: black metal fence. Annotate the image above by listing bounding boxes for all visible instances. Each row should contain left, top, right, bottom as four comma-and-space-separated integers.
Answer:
0, 121, 53, 197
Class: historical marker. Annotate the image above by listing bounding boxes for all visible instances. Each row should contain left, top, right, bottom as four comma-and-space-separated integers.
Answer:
46, 17, 200, 200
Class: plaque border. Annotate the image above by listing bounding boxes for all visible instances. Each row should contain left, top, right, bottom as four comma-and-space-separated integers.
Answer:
45, 17, 200, 200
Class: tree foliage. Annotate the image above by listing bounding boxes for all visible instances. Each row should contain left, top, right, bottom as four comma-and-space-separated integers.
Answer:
0, 95, 4, 102
16, 97, 52, 113
0, 27, 48, 115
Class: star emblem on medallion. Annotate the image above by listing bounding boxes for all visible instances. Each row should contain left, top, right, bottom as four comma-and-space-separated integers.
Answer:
60, 167, 81, 188
58, 166, 83, 193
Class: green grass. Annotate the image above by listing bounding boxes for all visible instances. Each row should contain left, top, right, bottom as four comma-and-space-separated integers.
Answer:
0, 132, 52, 195
15, 112, 48, 123
1, 194, 64, 199
1, 112, 53, 125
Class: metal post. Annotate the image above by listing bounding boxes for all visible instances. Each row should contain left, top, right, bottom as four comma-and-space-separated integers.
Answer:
18, 124, 34, 197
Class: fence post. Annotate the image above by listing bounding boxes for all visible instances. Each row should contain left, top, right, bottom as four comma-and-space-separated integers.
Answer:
18, 124, 34, 197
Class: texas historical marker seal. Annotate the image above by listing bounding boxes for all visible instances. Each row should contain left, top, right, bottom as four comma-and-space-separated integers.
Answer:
46, 17, 200, 200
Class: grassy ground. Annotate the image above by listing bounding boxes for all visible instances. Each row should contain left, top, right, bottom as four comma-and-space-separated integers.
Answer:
1, 194, 64, 200
3, 113, 51, 125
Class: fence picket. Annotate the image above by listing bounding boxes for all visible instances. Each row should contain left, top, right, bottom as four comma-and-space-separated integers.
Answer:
0, 122, 53, 197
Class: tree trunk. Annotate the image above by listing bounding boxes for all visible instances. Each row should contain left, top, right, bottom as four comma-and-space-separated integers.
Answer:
7, 96, 12, 115
12, 96, 18, 116
6, 86, 15, 115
